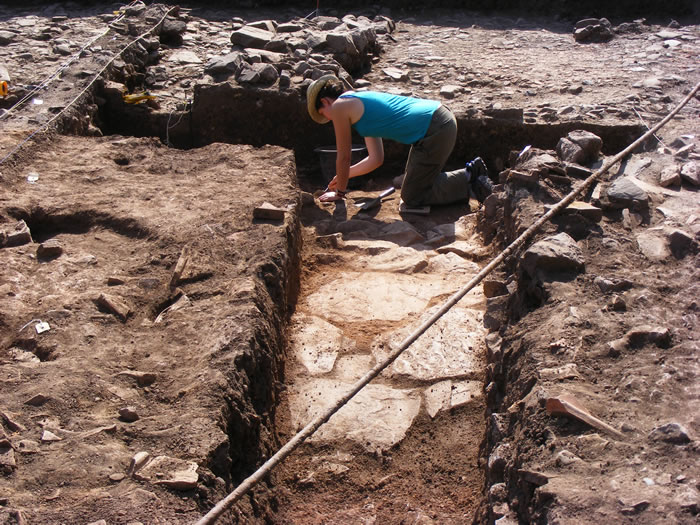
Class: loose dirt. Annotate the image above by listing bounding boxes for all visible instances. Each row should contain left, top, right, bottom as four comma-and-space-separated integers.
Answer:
0, 2, 698, 525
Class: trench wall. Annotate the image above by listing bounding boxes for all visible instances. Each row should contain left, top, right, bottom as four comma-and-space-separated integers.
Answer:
97, 83, 646, 179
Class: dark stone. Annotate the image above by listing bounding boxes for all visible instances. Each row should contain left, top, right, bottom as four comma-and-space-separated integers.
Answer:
160, 17, 187, 46
521, 232, 584, 279
649, 422, 691, 444
573, 18, 614, 43
605, 177, 649, 210
205, 52, 245, 76
37, 239, 63, 259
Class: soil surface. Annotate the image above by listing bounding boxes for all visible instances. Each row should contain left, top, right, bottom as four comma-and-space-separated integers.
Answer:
1, 2, 699, 525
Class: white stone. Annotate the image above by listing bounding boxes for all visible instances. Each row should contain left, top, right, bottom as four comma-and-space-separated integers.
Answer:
427, 252, 481, 274
382, 67, 407, 81
332, 354, 374, 381
133, 455, 199, 490
450, 380, 482, 408
304, 272, 461, 322
424, 380, 452, 418
637, 230, 671, 261
440, 85, 461, 98
168, 50, 202, 64
347, 246, 429, 274
288, 379, 421, 450
41, 430, 62, 442
290, 314, 353, 375
373, 305, 484, 381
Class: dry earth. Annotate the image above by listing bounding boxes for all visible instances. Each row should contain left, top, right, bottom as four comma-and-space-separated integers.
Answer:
0, 2, 699, 525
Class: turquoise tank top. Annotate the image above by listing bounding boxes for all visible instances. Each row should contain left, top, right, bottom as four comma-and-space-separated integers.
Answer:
339, 91, 440, 145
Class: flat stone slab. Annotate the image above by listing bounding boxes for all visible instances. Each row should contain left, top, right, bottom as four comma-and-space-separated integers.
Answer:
373, 305, 484, 381
168, 50, 202, 64
288, 379, 421, 450
423, 379, 483, 418
346, 246, 429, 274
427, 252, 482, 274
133, 455, 199, 490
304, 272, 464, 322
332, 354, 375, 382
290, 314, 356, 375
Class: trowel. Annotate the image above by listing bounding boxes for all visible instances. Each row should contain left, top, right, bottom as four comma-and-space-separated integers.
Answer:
354, 187, 396, 210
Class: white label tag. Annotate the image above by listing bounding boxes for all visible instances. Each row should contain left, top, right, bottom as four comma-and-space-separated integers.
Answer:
35, 321, 50, 334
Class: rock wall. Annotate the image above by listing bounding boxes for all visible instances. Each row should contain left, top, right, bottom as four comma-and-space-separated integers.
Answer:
476, 132, 700, 523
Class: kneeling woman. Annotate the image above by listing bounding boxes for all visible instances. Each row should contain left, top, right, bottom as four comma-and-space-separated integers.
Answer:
306, 74, 486, 206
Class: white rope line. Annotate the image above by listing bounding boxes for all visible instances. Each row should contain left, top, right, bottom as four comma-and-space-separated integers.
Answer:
166, 107, 187, 147
194, 80, 700, 525
0, 4, 176, 167
0, 1, 139, 121
632, 106, 669, 150
18, 319, 43, 333
1, 28, 110, 120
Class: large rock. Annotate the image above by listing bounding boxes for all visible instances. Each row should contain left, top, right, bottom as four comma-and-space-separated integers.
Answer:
521, 232, 584, 279
605, 177, 649, 210
288, 378, 421, 451
649, 422, 692, 444
4, 220, 32, 247
573, 18, 614, 43
659, 165, 681, 187
312, 16, 343, 30
680, 161, 699, 186
159, 16, 187, 46
556, 130, 602, 164
236, 62, 278, 85
289, 314, 354, 375
204, 52, 245, 76
230, 26, 275, 49
0, 31, 16, 46
374, 304, 484, 381
636, 229, 671, 261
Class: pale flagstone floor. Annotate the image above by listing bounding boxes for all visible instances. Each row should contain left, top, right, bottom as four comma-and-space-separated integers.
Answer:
286, 213, 487, 452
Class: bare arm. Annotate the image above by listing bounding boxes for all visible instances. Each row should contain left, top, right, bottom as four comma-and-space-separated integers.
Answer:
328, 99, 353, 192
349, 136, 384, 177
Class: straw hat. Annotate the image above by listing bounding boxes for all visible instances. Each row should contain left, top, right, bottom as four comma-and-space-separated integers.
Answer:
306, 74, 337, 124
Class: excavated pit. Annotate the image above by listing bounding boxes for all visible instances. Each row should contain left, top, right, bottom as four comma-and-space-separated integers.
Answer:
2, 3, 698, 523
82, 83, 655, 523
3, 77, 655, 525
95, 82, 648, 175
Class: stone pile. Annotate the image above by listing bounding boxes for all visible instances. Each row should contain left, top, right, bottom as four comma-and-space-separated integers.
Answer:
478, 127, 700, 523
109, 3, 395, 92
573, 17, 615, 43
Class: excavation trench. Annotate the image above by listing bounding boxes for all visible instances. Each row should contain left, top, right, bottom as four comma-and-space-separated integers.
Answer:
88, 83, 651, 522
96, 82, 646, 176
2, 69, 655, 522
1, 2, 697, 522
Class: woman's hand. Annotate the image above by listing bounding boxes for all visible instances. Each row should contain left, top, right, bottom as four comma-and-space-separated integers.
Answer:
319, 190, 346, 202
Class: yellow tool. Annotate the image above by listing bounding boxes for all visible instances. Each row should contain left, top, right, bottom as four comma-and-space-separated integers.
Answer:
0, 81, 8, 97
122, 92, 157, 104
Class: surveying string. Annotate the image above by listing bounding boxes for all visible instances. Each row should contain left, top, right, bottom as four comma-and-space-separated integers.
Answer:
0, 1, 139, 121
0, 5, 177, 167
194, 80, 699, 525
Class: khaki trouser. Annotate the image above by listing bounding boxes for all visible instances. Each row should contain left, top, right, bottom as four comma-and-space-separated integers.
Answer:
400, 105, 470, 206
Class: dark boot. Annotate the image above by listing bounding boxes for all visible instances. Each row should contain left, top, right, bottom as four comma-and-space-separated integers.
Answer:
466, 157, 493, 203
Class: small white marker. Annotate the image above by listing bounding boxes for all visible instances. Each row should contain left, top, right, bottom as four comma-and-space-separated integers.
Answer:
35, 321, 50, 334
